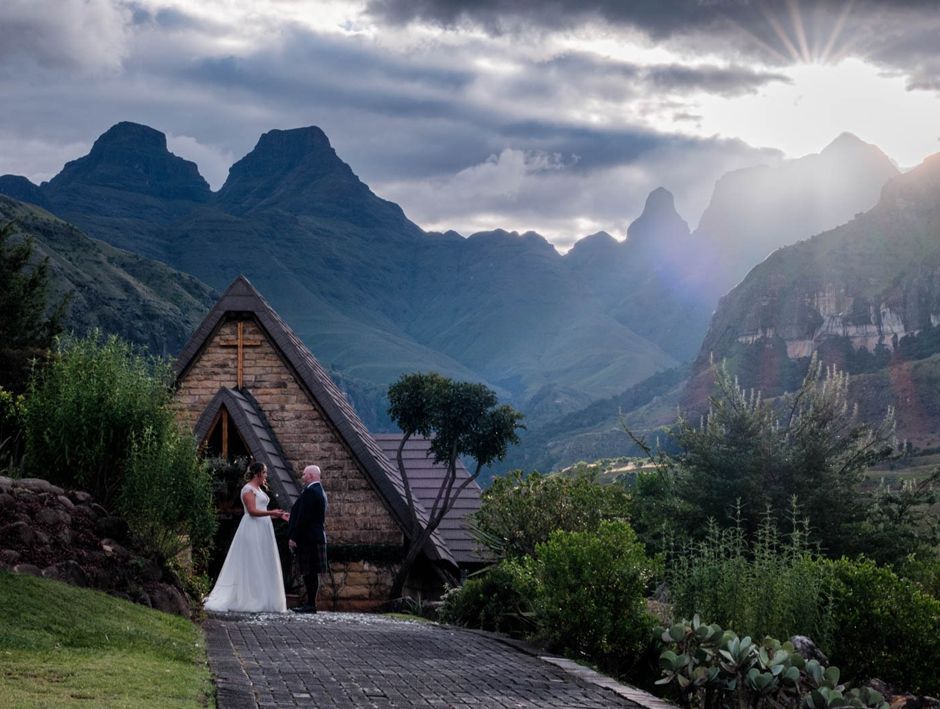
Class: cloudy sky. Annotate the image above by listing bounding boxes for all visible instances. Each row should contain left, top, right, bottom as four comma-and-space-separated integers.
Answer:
2, 0, 940, 248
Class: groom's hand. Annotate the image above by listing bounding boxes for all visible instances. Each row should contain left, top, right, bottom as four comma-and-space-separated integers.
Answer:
289, 539, 297, 550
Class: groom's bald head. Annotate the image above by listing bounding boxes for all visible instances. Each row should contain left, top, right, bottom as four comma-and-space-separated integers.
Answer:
302, 465, 321, 484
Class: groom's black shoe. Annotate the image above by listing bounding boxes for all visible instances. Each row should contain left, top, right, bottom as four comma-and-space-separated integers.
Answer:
292, 604, 317, 613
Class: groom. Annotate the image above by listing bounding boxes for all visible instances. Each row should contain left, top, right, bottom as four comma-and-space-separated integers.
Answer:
288, 464, 328, 613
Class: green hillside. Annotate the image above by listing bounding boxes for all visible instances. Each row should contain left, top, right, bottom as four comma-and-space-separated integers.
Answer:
0, 572, 211, 707
0, 196, 215, 356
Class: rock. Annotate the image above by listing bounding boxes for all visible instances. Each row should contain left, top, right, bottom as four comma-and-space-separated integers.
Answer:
72, 504, 96, 520
0, 477, 193, 617
140, 558, 164, 583
15, 478, 65, 495
866, 680, 940, 709
37, 507, 70, 528
95, 516, 129, 540
100, 538, 131, 561
789, 635, 829, 665
890, 695, 940, 709
70, 490, 92, 504
42, 560, 89, 587
867, 679, 894, 697
12, 563, 42, 576
146, 583, 190, 617
1, 520, 35, 546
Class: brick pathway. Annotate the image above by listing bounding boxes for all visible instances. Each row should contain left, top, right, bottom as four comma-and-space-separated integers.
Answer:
205, 612, 667, 708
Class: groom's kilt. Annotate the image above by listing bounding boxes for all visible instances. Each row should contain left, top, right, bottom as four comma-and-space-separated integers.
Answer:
295, 542, 328, 575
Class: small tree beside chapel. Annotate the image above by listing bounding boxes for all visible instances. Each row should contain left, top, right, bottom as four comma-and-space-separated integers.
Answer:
387, 372, 524, 598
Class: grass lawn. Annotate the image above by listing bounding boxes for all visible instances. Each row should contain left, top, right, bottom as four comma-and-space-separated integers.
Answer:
0, 572, 213, 708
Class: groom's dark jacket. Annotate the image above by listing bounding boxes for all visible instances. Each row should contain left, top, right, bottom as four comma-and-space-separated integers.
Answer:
288, 481, 327, 548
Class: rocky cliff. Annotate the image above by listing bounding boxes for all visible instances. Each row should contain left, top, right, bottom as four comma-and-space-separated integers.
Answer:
689, 152, 940, 446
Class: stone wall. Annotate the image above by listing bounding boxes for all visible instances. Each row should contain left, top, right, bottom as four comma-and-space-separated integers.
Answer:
175, 316, 404, 608
0, 476, 190, 616
323, 560, 397, 612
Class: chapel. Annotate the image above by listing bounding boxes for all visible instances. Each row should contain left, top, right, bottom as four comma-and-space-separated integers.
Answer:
174, 276, 482, 610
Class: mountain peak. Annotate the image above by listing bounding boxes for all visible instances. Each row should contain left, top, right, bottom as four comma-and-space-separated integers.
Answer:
565, 230, 620, 264
217, 126, 355, 213
642, 187, 677, 217
92, 121, 169, 155
217, 126, 421, 236
626, 187, 689, 248
821, 131, 868, 155
46, 121, 210, 202
255, 126, 333, 153
0, 175, 47, 207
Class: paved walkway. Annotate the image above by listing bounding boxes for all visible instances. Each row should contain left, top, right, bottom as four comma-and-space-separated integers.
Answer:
205, 612, 670, 708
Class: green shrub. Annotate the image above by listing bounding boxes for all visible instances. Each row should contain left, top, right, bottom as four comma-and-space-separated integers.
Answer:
122, 424, 216, 566
664, 358, 932, 564
666, 508, 836, 646
895, 554, 940, 599
23, 332, 216, 569
0, 385, 25, 472
472, 469, 631, 559
826, 557, 940, 695
534, 520, 659, 677
656, 616, 888, 709
438, 560, 537, 636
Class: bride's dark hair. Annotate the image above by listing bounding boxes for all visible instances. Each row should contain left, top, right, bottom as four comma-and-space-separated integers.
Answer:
245, 461, 267, 483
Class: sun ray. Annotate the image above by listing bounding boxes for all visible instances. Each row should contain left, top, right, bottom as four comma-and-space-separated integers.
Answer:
724, 13, 792, 64
758, 2, 802, 63
818, 0, 855, 64
786, 0, 812, 63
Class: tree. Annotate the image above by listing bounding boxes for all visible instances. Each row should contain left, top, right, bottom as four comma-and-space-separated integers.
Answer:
24, 332, 216, 565
471, 469, 631, 559
387, 372, 524, 598
0, 221, 69, 390
634, 355, 927, 561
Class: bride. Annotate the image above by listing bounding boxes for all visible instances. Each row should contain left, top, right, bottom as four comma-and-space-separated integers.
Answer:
204, 462, 289, 613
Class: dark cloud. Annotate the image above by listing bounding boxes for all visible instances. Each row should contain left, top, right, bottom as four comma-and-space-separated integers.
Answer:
0, 0, 129, 73
859, 15, 940, 91
367, 0, 728, 38
367, 0, 940, 76
645, 64, 790, 96
1, 0, 904, 245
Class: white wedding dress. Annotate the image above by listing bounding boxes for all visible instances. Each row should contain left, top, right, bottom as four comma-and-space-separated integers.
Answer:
204, 484, 287, 613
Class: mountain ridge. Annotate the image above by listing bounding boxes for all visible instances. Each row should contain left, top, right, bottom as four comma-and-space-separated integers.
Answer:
0, 121, 675, 428
0, 122, 908, 447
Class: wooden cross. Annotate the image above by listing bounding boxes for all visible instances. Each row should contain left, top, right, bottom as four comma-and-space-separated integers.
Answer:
218, 321, 264, 388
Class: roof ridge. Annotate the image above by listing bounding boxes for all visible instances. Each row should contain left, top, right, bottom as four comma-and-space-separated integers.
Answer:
192, 387, 300, 510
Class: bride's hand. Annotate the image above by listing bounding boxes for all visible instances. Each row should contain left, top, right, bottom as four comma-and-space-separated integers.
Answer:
280, 511, 290, 521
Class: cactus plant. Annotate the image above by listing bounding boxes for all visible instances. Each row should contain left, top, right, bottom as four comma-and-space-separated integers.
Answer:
655, 618, 889, 709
